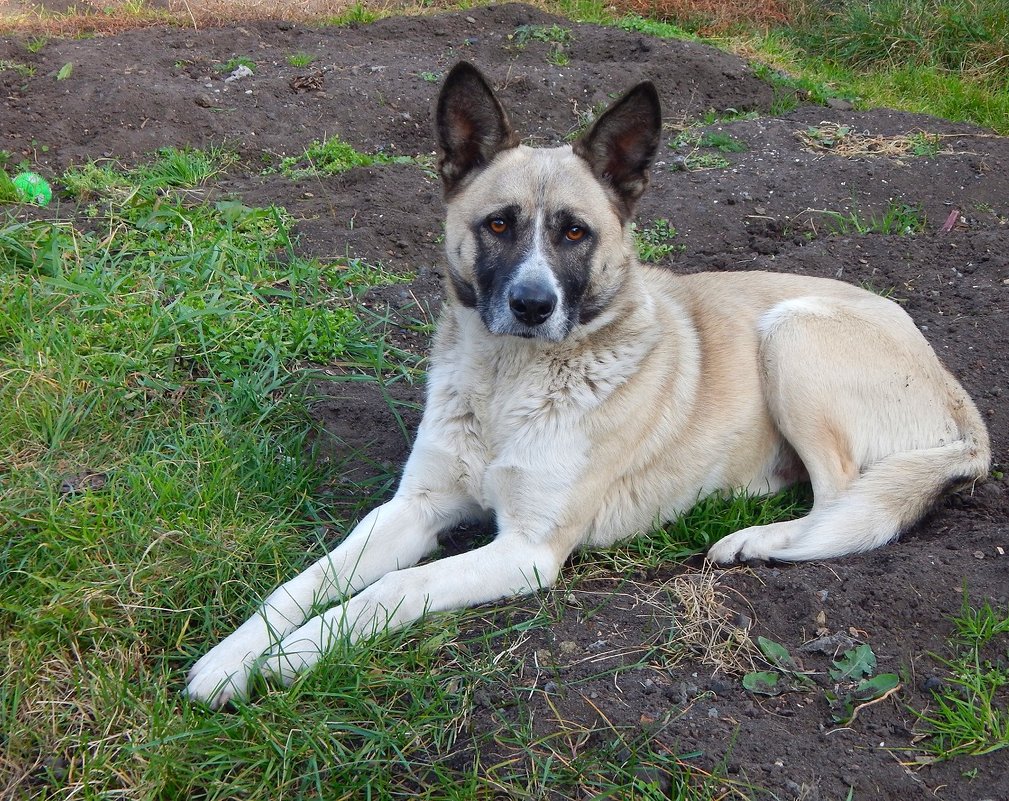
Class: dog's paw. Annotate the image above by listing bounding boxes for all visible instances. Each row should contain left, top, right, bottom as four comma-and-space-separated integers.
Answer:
706, 530, 763, 564
260, 621, 329, 686
186, 630, 268, 709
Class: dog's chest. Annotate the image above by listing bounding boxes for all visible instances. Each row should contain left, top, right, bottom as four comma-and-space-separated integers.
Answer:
427, 327, 645, 508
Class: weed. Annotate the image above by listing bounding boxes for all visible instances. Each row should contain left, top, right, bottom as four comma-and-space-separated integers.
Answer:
286, 51, 316, 67
697, 131, 747, 152
701, 108, 759, 125
548, 48, 571, 66
634, 218, 685, 262
512, 23, 573, 65
752, 62, 835, 112
513, 23, 573, 46
278, 135, 414, 178
63, 146, 237, 199
616, 12, 697, 40
670, 128, 747, 170
326, 1, 379, 26
799, 200, 925, 237
742, 638, 899, 724
564, 99, 608, 141
214, 56, 256, 74
797, 122, 946, 160
0, 168, 19, 203
418, 70, 442, 82
0, 59, 35, 77
914, 590, 1009, 761
26, 34, 47, 52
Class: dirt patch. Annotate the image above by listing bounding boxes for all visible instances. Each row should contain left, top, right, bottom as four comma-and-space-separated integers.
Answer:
3, 4, 1008, 798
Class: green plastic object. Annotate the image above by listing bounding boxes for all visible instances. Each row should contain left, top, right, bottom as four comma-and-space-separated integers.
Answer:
12, 171, 53, 206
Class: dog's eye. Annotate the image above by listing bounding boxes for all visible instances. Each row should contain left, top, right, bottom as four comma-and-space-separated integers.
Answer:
565, 226, 586, 242
488, 218, 508, 235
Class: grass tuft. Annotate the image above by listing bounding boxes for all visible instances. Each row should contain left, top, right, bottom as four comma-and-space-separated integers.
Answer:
914, 590, 1009, 761
278, 135, 415, 178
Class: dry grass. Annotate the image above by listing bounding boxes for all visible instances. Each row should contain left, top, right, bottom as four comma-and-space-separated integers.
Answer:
1, 0, 458, 35
795, 122, 951, 159
608, 0, 790, 33
651, 565, 761, 676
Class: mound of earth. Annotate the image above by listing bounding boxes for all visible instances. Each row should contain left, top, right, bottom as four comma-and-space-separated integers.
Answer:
3, 4, 1007, 798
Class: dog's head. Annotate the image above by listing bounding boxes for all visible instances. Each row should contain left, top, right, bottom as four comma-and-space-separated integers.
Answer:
435, 62, 661, 342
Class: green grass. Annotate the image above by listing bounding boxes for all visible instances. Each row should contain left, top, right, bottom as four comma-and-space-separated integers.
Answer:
5, 0, 1006, 792
914, 591, 1009, 761
325, 0, 379, 27
214, 56, 256, 74
2, 141, 780, 799
512, 23, 573, 66
0, 58, 35, 78
63, 146, 237, 199
278, 135, 415, 178
286, 51, 316, 67
800, 200, 926, 237
0, 168, 19, 203
553, 0, 1009, 134
634, 218, 685, 263
787, 0, 1009, 84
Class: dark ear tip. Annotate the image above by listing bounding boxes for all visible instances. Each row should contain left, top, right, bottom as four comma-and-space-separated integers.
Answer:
633, 81, 661, 111
446, 60, 479, 79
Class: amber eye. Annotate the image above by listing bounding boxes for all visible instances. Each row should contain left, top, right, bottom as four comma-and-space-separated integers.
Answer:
565, 225, 586, 242
488, 218, 508, 235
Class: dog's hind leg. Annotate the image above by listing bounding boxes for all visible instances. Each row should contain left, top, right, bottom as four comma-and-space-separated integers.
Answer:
707, 295, 990, 564
186, 439, 483, 708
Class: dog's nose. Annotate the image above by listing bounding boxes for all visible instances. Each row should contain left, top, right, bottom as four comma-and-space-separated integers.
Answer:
508, 282, 556, 326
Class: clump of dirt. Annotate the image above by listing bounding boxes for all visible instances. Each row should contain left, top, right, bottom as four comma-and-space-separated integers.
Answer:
4, 5, 1008, 798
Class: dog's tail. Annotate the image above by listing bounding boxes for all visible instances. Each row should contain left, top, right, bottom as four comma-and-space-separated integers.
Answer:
779, 420, 991, 562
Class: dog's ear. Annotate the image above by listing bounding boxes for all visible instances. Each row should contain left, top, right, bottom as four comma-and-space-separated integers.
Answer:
573, 82, 661, 219
436, 62, 519, 195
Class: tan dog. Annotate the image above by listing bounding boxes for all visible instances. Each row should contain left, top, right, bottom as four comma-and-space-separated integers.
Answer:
186, 62, 990, 708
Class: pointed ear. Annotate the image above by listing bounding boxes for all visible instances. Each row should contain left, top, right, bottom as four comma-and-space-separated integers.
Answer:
572, 82, 661, 219
435, 62, 519, 195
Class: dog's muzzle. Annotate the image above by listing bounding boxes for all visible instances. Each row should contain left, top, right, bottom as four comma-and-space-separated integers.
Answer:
508, 280, 557, 327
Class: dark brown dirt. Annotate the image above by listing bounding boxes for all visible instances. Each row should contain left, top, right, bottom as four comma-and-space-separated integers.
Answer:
4, 5, 1007, 799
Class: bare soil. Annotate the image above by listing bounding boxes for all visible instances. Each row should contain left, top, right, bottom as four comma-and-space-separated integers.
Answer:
4, 4, 1008, 798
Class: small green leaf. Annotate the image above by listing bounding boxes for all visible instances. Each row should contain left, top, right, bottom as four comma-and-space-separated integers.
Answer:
854, 673, 899, 701
830, 644, 877, 681
57, 62, 73, 80
758, 636, 799, 671
743, 671, 782, 696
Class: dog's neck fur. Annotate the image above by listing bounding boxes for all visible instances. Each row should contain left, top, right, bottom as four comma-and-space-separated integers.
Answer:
433, 261, 662, 415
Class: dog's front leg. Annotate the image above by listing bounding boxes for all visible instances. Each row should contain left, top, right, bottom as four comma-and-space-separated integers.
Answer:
259, 530, 571, 685
260, 458, 589, 685
186, 468, 479, 708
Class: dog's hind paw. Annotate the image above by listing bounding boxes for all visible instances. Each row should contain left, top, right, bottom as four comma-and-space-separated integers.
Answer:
706, 528, 769, 564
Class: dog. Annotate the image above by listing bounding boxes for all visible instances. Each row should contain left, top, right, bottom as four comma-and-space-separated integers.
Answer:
186, 62, 990, 708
